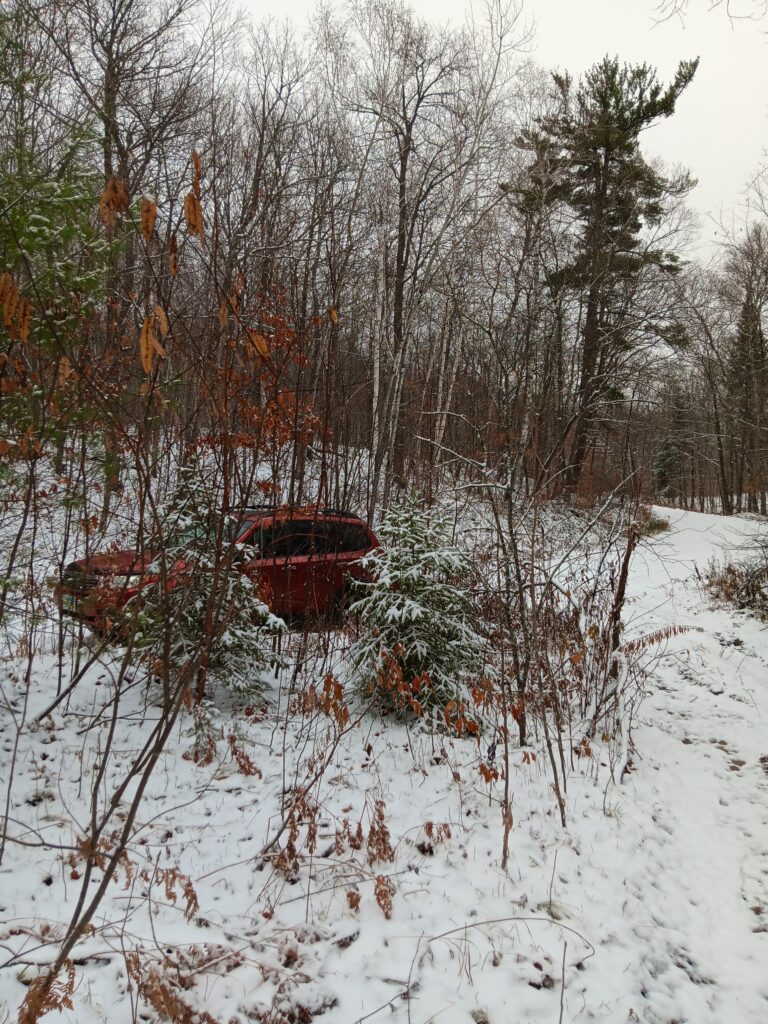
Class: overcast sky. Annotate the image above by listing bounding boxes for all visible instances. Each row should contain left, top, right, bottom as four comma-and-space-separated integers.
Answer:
244, 0, 767, 249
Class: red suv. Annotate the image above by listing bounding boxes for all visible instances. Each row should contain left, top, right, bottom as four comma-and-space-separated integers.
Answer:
57, 507, 379, 630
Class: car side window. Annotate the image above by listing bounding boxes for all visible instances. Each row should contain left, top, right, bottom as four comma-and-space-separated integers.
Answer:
308, 522, 338, 554
330, 522, 371, 553
244, 518, 370, 557
261, 521, 314, 558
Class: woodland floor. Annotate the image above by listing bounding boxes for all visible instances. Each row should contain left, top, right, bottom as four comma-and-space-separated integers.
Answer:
1, 507, 767, 1023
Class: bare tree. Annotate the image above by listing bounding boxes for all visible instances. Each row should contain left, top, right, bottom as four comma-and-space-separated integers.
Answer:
655, 0, 767, 22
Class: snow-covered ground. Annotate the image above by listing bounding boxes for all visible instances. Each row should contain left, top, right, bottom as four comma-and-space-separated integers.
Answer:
1, 508, 767, 1023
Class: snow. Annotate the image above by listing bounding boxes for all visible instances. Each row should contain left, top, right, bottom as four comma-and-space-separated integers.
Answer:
1, 507, 767, 1023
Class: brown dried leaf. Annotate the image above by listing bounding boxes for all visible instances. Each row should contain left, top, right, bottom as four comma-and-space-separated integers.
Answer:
245, 328, 268, 359
99, 176, 129, 229
57, 356, 73, 387
229, 273, 245, 317
139, 317, 157, 375
140, 196, 157, 240
154, 305, 169, 338
183, 191, 204, 242
328, 306, 339, 324
18, 298, 31, 343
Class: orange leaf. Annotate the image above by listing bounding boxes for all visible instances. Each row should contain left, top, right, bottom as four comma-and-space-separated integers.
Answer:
183, 192, 204, 243
1, 272, 19, 327
99, 176, 129, 229
168, 232, 178, 277
245, 329, 269, 358
57, 356, 73, 387
140, 196, 157, 240
18, 298, 31, 343
139, 317, 164, 375
328, 306, 339, 324
154, 305, 169, 338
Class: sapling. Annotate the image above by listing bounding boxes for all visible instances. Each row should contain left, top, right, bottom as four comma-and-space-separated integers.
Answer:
350, 496, 488, 731
130, 462, 284, 702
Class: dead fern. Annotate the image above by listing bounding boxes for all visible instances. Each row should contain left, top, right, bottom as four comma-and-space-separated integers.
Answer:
18, 961, 75, 1024
334, 818, 364, 855
276, 790, 319, 877
366, 799, 394, 866
228, 733, 262, 777
374, 875, 394, 919
153, 866, 200, 921
416, 821, 452, 856
621, 623, 701, 656
126, 953, 222, 1024
66, 834, 136, 889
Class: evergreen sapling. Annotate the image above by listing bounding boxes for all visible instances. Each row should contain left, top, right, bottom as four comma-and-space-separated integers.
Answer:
350, 498, 488, 731
130, 464, 283, 700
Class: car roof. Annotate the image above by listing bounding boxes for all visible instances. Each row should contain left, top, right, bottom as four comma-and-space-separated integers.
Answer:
233, 506, 367, 524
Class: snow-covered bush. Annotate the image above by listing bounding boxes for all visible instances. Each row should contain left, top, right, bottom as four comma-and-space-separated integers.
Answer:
350, 497, 488, 730
130, 465, 283, 700
704, 553, 768, 618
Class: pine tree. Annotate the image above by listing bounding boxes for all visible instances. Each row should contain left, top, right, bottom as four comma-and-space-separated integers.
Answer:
535, 56, 698, 489
350, 497, 488, 731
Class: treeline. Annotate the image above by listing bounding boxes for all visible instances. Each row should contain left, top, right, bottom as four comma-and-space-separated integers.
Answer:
1, 0, 766, 516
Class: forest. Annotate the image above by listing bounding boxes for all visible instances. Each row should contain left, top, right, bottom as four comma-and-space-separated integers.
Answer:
2, 0, 766, 520
2, 1, 768, 1023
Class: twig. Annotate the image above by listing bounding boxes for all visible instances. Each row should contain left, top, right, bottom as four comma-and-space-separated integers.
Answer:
559, 940, 567, 1024
405, 915, 596, 1024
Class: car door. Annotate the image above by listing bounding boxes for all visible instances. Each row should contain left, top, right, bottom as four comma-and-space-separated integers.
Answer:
285, 519, 344, 616
249, 519, 314, 616
314, 520, 375, 609
304, 522, 338, 613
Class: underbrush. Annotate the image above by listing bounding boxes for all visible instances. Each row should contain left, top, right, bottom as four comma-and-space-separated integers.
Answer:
704, 550, 768, 618
635, 507, 671, 537
0, 481, 658, 1024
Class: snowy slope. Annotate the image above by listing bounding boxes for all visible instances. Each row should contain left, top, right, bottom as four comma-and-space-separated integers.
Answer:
0, 508, 767, 1024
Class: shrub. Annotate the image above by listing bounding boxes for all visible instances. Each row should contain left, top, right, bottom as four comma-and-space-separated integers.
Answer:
349, 497, 488, 729
130, 464, 283, 700
637, 510, 671, 537
704, 554, 768, 618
